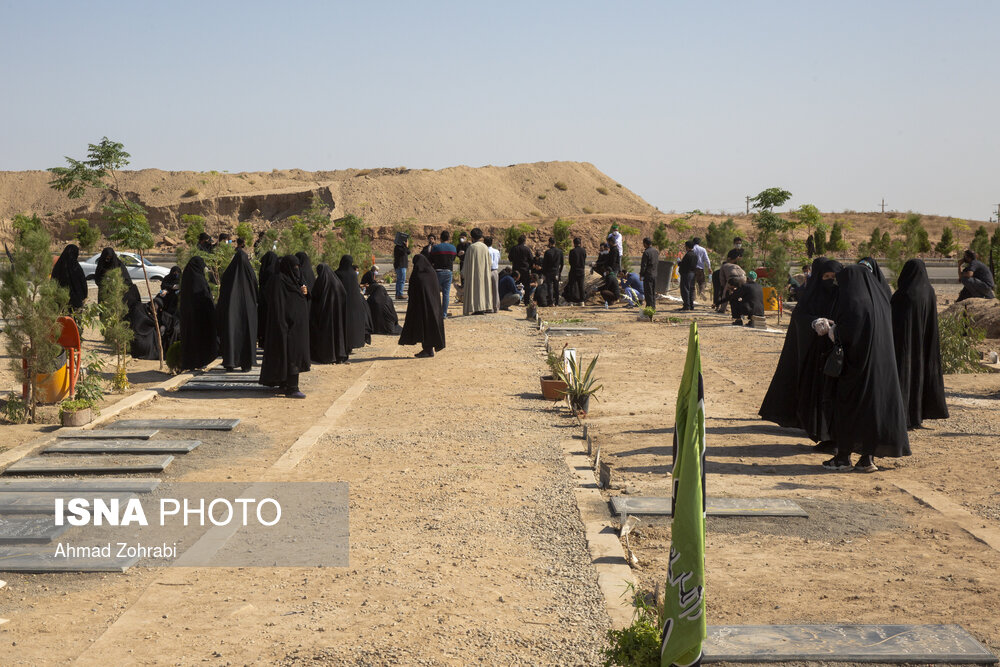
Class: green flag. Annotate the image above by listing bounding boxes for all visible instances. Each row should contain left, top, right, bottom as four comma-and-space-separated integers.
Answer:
661, 321, 707, 667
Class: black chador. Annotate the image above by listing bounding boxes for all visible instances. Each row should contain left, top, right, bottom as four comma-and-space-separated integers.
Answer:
179, 256, 218, 370
367, 283, 402, 335
759, 257, 841, 440
51, 244, 88, 310
334, 255, 371, 350
830, 264, 910, 459
156, 266, 182, 316
891, 259, 948, 429
257, 251, 278, 346
296, 252, 316, 292
216, 248, 259, 372
260, 255, 311, 394
310, 263, 350, 364
563, 245, 587, 303
399, 254, 445, 357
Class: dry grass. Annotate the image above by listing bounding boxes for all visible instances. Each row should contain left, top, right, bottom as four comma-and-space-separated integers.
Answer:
596, 186, 609, 195
554, 181, 568, 191
182, 188, 199, 197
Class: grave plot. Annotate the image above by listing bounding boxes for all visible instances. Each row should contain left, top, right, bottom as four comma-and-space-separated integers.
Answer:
56, 429, 159, 440
108, 418, 240, 431
0, 478, 161, 493
0, 516, 69, 544
177, 383, 273, 392
4, 455, 175, 476
611, 495, 808, 518
43, 440, 201, 454
0, 546, 138, 573
0, 491, 138, 514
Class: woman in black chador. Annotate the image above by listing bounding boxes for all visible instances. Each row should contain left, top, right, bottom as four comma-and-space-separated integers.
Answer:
399, 253, 445, 358
94, 247, 134, 302
367, 282, 402, 335
822, 264, 910, 472
334, 255, 372, 350
51, 244, 88, 311
891, 259, 948, 429
310, 263, 350, 365
156, 266, 182, 316
179, 256, 218, 370
257, 251, 278, 346
295, 252, 316, 292
216, 248, 259, 372
260, 255, 310, 398
759, 257, 842, 450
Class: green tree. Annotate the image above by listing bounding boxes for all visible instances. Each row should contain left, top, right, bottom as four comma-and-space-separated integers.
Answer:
98, 270, 133, 392
705, 218, 738, 254
235, 222, 254, 249
503, 223, 535, 256
181, 214, 206, 246
652, 221, 670, 252
69, 218, 102, 253
0, 218, 69, 422
812, 228, 827, 255
970, 225, 990, 259
553, 217, 575, 255
49, 138, 164, 367
898, 213, 931, 254
794, 204, 822, 235
750, 187, 792, 212
277, 221, 314, 258
300, 194, 333, 232
936, 227, 957, 256
828, 222, 846, 252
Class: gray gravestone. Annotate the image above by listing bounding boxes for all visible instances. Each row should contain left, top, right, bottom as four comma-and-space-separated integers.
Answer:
703, 624, 997, 664
44, 440, 201, 454
610, 496, 808, 518
599, 461, 612, 489
110, 419, 240, 431
178, 383, 272, 392
0, 492, 138, 514
187, 375, 261, 383
0, 516, 69, 544
0, 479, 160, 493
0, 547, 138, 572
57, 429, 158, 440
4, 455, 174, 475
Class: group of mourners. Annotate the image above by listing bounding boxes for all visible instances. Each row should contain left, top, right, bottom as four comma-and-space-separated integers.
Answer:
759, 255, 953, 472
48, 238, 449, 399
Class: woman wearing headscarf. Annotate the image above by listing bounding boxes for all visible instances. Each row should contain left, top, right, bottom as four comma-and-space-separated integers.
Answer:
858, 256, 892, 302
94, 247, 132, 302
257, 251, 278, 345
334, 255, 371, 350
94, 247, 143, 327
179, 256, 218, 370
155, 266, 182, 316
821, 264, 910, 472
216, 247, 259, 372
367, 281, 402, 335
260, 255, 310, 397
295, 252, 316, 292
51, 244, 88, 311
759, 257, 842, 446
399, 253, 445, 358
310, 264, 350, 364
891, 259, 948, 429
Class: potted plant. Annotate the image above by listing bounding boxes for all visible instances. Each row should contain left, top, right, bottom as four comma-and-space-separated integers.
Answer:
540, 346, 569, 400
59, 354, 105, 427
641, 306, 656, 322
562, 353, 602, 418
59, 398, 93, 427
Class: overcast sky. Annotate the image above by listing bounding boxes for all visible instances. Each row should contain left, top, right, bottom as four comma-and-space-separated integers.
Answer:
2, 1, 998, 220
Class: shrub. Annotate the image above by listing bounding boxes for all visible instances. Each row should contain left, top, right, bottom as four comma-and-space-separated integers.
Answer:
355, 169, 371, 177
898, 213, 931, 254
165, 341, 183, 374
828, 222, 846, 251
812, 228, 827, 255
277, 221, 314, 258
596, 186, 609, 195
235, 222, 254, 248
70, 218, 102, 253
183, 188, 199, 197
939, 310, 985, 373
601, 586, 661, 667
97, 270, 132, 393
582, 207, 594, 214
553, 217, 575, 255
529, 211, 542, 217
554, 181, 568, 191
652, 222, 670, 252
935, 227, 957, 256
502, 223, 536, 256
706, 218, 738, 254
537, 194, 547, 200
641, 306, 655, 321
970, 225, 990, 259
2, 393, 27, 424
181, 214, 206, 246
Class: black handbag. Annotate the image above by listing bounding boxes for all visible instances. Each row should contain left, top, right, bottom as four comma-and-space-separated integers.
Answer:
823, 336, 844, 377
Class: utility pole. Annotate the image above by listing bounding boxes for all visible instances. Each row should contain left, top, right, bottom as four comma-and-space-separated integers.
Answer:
745, 195, 751, 215
880, 198, 886, 214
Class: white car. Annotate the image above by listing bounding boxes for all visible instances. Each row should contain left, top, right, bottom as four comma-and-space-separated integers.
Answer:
80, 251, 172, 283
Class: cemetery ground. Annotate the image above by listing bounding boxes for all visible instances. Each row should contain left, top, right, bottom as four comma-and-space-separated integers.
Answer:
0, 294, 998, 665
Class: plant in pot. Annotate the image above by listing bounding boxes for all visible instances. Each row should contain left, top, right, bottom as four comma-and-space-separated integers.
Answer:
540, 346, 569, 400
59, 398, 94, 427
641, 306, 656, 322
59, 354, 105, 427
562, 353, 602, 418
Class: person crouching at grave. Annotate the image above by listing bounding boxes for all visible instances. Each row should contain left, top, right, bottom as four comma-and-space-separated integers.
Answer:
599, 269, 621, 308
260, 255, 311, 398
498, 268, 522, 310
619, 270, 643, 307
729, 272, 765, 326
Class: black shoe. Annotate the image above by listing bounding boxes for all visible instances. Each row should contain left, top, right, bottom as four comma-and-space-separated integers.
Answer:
822, 456, 854, 472
415, 349, 435, 358
855, 455, 878, 473
813, 441, 837, 454
731, 319, 743, 326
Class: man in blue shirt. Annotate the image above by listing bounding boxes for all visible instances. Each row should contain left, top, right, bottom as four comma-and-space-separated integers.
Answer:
619, 270, 643, 307
429, 230, 457, 319
691, 237, 711, 301
498, 268, 522, 310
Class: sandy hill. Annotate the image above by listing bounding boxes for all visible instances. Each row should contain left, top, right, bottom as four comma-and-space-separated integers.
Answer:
0, 161, 991, 257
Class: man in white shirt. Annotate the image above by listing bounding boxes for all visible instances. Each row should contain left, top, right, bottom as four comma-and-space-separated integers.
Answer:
486, 236, 501, 313
609, 224, 624, 257
691, 237, 711, 301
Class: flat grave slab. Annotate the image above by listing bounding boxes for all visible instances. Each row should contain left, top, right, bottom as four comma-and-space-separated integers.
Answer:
0, 547, 137, 573
703, 624, 997, 664
4, 455, 174, 476
189, 374, 261, 383
110, 418, 240, 431
545, 326, 608, 336
178, 383, 272, 392
0, 516, 69, 544
0, 478, 160, 493
611, 496, 808, 518
44, 440, 201, 454
0, 491, 137, 514
57, 429, 158, 440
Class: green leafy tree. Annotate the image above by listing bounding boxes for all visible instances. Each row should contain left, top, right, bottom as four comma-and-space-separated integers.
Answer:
898, 213, 931, 254
705, 218, 738, 254
970, 225, 990, 259
503, 223, 536, 256
935, 227, 957, 256
98, 270, 132, 392
828, 222, 847, 252
794, 204, 822, 235
48, 138, 164, 367
939, 310, 985, 373
235, 222, 254, 250
553, 217, 575, 255
300, 194, 333, 232
181, 214, 206, 246
0, 218, 69, 422
750, 187, 792, 212
651, 221, 670, 252
812, 228, 827, 255
69, 218, 102, 253
277, 221, 314, 258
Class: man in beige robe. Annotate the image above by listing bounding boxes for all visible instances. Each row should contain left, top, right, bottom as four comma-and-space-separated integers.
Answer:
462, 228, 494, 315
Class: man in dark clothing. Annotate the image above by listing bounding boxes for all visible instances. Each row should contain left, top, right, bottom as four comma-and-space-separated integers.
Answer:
509, 235, 533, 283
677, 241, 698, 311
591, 242, 610, 276
420, 234, 437, 258
541, 237, 564, 307
639, 237, 658, 309
563, 237, 587, 304
806, 235, 815, 258
957, 249, 995, 301
197, 233, 214, 254
455, 232, 470, 284
498, 268, 521, 310
429, 230, 457, 319
729, 237, 745, 260
729, 273, 765, 326
392, 236, 410, 299
606, 234, 621, 275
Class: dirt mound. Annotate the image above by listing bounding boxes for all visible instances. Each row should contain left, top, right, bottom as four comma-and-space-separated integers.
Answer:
942, 297, 1000, 338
